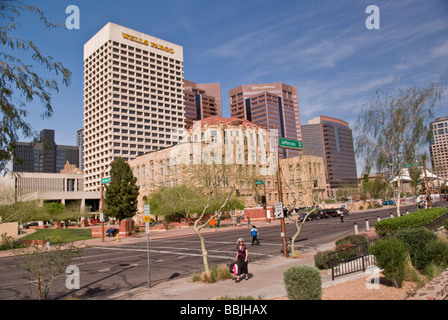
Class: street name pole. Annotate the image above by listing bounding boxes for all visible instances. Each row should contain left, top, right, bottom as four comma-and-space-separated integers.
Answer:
144, 204, 151, 288
101, 172, 105, 243
273, 127, 304, 257
277, 153, 287, 257
273, 125, 287, 257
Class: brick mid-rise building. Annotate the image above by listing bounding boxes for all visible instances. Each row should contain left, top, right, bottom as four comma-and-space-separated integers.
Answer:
128, 116, 326, 221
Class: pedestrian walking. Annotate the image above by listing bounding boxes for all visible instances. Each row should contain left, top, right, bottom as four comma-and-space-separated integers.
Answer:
250, 225, 260, 245
339, 210, 344, 223
234, 238, 249, 281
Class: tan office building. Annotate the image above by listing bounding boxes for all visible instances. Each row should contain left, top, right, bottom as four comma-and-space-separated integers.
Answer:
83, 22, 184, 191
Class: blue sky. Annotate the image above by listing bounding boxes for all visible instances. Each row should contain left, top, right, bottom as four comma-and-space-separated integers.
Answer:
8, 0, 448, 156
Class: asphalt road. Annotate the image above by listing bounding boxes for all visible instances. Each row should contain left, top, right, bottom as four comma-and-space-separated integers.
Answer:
0, 201, 446, 300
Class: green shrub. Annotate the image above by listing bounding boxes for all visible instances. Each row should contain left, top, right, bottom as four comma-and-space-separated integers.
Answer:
426, 238, 448, 267
283, 265, 322, 300
374, 208, 447, 236
0, 233, 24, 250
314, 250, 332, 270
370, 237, 407, 288
422, 261, 446, 279
335, 234, 367, 246
334, 243, 356, 261
396, 228, 438, 270
444, 219, 448, 232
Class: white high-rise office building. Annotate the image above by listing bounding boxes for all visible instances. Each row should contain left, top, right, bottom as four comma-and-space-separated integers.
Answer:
83, 22, 184, 191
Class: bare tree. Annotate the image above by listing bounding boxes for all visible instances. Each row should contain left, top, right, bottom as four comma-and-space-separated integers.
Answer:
355, 81, 444, 216
280, 157, 323, 256
177, 163, 253, 275
12, 241, 84, 300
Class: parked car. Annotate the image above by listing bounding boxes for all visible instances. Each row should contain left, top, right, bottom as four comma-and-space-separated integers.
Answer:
300, 212, 320, 221
318, 209, 330, 219
25, 222, 39, 228
382, 200, 396, 205
324, 209, 340, 217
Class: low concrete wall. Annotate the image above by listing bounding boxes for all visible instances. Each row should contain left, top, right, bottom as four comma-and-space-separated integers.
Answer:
244, 207, 273, 221
91, 220, 135, 238
0, 222, 18, 238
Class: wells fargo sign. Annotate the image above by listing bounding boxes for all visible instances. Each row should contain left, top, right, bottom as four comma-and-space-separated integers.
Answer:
121, 33, 174, 54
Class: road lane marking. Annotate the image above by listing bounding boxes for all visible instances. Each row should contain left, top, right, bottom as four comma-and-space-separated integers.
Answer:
106, 245, 274, 257
158, 239, 281, 246
92, 246, 274, 259
93, 246, 232, 259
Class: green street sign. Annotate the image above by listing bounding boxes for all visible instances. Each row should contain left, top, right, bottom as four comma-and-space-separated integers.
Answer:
101, 177, 111, 184
278, 138, 303, 150
404, 163, 419, 168
255, 180, 264, 185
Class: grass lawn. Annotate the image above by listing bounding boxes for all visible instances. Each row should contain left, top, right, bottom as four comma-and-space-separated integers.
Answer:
21, 228, 93, 243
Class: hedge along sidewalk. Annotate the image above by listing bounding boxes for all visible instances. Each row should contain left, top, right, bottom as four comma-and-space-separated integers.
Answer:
374, 207, 448, 236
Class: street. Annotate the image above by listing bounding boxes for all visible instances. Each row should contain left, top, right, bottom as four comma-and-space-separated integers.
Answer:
0, 202, 446, 300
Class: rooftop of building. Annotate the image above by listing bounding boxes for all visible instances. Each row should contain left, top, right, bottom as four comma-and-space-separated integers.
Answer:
190, 115, 261, 130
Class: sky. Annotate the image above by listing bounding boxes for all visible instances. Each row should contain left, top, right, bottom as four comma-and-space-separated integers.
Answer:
6, 0, 448, 173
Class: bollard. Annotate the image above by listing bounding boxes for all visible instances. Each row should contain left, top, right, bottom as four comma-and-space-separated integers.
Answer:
406, 210, 409, 215
354, 222, 358, 235
377, 216, 381, 222
390, 213, 394, 219
365, 219, 370, 232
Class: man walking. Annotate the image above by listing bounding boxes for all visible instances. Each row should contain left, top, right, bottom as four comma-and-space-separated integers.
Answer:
339, 210, 344, 223
250, 225, 260, 245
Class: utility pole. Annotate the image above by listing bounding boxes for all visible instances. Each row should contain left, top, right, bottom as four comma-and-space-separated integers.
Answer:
272, 125, 304, 257
276, 156, 287, 257
273, 125, 287, 257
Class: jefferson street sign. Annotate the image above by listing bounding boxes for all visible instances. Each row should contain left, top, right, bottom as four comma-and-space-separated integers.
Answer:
101, 177, 111, 184
278, 138, 303, 150
404, 162, 419, 168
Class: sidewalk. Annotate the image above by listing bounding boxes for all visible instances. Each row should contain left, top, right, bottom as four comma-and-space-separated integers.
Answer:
103, 249, 368, 300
